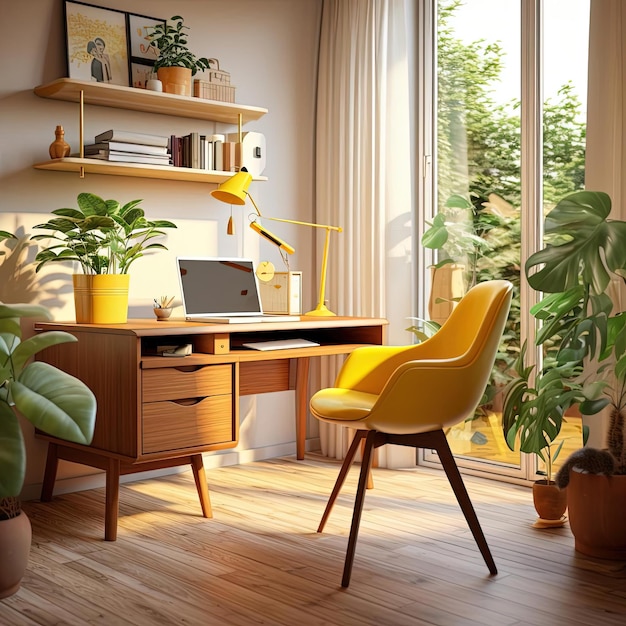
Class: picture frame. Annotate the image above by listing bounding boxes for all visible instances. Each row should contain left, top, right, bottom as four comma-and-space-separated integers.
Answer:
64, 1, 130, 87
127, 12, 165, 89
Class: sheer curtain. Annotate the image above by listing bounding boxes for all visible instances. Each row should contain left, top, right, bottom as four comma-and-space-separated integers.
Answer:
584, 0, 626, 446
314, 0, 414, 466
586, 0, 626, 214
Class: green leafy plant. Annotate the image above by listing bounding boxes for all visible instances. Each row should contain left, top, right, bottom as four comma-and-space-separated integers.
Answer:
503, 190, 626, 481
31, 193, 177, 275
147, 15, 210, 75
502, 343, 591, 483
0, 302, 97, 507
422, 193, 491, 280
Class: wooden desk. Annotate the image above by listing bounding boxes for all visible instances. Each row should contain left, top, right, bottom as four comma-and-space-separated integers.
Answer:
34, 316, 386, 540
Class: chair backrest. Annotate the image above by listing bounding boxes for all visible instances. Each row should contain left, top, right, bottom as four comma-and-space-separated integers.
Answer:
367, 280, 513, 434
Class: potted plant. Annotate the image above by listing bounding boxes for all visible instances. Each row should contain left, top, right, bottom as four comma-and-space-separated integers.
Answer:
146, 15, 210, 96
0, 296, 97, 597
502, 343, 589, 525
504, 190, 626, 551
31, 193, 176, 324
422, 194, 490, 324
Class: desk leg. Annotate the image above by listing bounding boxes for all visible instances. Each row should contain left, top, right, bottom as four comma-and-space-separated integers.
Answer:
40, 442, 59, 502
105, 458, 121, 541
295, 356, 311, 460
191, 454, 213, 518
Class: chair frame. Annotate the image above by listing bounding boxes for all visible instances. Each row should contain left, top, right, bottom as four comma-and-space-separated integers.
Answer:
318, 428, 498, 588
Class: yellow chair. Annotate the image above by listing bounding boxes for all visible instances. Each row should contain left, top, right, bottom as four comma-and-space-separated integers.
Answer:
310, 279, 513, 587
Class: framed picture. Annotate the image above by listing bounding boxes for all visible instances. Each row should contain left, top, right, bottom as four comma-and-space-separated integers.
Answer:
127, 12, 164, 89
64, 1, 130, 87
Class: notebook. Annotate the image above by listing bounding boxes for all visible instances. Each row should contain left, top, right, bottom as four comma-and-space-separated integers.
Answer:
177, 257, 301, 323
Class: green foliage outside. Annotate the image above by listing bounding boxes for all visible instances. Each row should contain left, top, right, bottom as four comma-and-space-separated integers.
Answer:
436, 0, 587, 398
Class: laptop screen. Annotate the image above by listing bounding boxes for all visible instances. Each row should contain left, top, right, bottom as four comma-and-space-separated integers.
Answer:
177, 257, 265, 317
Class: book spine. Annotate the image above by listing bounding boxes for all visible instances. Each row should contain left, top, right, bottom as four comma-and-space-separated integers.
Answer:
212, 134, 224, 171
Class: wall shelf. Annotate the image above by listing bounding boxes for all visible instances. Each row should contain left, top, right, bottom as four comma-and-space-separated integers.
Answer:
33, 79, 268, 183
33, 158, 268, 183
34, 78, 267, 123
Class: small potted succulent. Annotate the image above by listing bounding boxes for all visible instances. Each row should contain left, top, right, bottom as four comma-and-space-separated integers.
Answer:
146, 15, 210, 96
31, 192, 176, 324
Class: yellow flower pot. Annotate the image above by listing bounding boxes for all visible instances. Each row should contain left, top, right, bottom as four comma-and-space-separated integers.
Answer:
73, 274, 130, 324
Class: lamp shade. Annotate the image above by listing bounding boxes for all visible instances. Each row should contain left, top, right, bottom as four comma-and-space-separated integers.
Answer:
211, 170, 253, 205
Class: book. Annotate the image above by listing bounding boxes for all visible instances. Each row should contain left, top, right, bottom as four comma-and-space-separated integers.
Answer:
94, 129, 169, 147
84, 142, 169, 156
86, 152, 172, 165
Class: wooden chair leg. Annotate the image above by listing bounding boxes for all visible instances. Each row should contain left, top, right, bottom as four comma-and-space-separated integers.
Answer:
433, 430, 497, 575
318, 430, 366, 533
341, 429, 377, 588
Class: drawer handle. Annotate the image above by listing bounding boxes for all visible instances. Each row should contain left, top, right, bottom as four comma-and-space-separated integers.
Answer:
171, 397, 205, 406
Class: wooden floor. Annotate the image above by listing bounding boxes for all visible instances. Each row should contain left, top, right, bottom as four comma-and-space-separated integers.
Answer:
3, 455, 626, 626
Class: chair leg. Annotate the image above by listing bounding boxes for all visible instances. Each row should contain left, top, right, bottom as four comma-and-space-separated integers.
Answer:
433, 430, 497, 575
318, 430, 367, 533
341, 429, 377, 588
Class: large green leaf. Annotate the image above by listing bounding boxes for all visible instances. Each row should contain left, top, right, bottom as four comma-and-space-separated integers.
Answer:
13, 362, 96, 444
526, 191, 626, 295
10, 331, 78, 376
0, 402, 25, 498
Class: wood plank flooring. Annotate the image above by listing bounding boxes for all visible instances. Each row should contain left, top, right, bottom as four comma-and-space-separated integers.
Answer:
2, 455, 625, 625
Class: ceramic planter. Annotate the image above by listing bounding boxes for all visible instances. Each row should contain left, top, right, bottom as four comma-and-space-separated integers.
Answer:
73, 274, 130, 324
532, 479, 567, 522
0, 509, 32, 599
567, 470, 626, 559
157, 67, 192, 96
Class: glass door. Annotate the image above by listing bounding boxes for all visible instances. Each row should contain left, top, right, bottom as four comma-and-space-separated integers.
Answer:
421, 0, 589, 482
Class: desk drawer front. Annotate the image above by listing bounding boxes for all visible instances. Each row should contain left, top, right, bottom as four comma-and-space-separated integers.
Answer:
143, 364, 232, 402
142, 396, 234, 453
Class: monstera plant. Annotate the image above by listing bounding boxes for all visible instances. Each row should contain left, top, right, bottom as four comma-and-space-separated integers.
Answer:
503, 190, 626, 539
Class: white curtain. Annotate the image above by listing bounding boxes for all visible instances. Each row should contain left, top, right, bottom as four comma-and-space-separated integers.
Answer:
586, 0, 626, 215
584, 0, 626, 446
314, 0, 414, 466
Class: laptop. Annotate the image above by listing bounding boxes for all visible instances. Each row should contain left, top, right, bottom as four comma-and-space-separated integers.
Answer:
177, 257, 301, 323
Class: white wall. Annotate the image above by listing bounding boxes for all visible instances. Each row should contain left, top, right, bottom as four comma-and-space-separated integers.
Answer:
0, 0, 322, 498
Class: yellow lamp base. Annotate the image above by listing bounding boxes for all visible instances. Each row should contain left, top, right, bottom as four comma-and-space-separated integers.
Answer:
305, 303, 336, 317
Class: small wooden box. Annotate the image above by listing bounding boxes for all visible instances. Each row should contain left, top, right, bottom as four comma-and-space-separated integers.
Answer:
259, 272, 302, 315
195, 333, 230, 354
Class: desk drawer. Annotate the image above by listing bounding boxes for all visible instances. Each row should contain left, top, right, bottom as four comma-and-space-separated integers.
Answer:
143, 364, 232, 402
142, 396, 234, 453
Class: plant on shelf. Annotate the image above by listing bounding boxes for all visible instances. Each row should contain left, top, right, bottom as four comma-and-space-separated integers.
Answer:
503, 190, 626, 550
0, 286, 97, 597
31, 193, 176, 323
145, 15, 210, 96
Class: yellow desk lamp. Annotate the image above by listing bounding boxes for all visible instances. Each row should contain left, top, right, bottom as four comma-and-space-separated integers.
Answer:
211, 169, 342, 316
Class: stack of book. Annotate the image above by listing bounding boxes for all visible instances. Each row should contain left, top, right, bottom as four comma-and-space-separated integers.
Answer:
84, 130, 171, 166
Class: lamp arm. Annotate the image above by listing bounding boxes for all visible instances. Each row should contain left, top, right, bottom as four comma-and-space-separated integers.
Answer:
246, 193, 263, 217
264, 215, 343, 232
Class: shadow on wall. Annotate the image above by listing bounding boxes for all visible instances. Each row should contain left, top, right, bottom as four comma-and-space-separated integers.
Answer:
0, 229, 72, 309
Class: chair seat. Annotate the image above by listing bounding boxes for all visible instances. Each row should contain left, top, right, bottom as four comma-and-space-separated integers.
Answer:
310, 388, 377, 425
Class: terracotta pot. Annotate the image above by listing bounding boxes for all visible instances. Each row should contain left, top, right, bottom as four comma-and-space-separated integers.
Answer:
532, 480, 567, 521
567, 470, 626, 560
0, 510, 32, 599
73, 274, 130, 324
157, 67, 192, 96
428, 264, 466, 326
